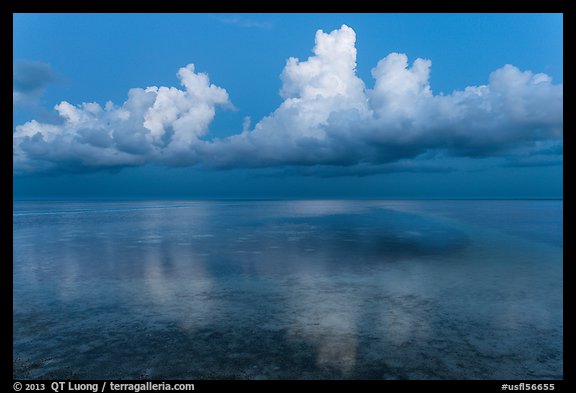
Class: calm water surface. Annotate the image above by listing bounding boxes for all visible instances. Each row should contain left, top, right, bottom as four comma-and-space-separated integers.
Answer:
13, 200, 563, 379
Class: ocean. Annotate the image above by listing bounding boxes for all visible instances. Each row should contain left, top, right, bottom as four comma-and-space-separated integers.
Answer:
13, 200, 563, 379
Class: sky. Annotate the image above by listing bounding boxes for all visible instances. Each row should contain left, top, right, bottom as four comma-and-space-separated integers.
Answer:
13, 13, 563, 199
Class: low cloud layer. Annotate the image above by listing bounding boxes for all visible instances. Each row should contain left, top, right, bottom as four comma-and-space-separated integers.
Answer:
13, 25, 563, 175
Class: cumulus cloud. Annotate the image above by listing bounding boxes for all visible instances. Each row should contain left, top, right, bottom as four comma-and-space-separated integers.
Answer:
13, 25, 563, 175
13, 60, 57, 104
14, 64, 230, 173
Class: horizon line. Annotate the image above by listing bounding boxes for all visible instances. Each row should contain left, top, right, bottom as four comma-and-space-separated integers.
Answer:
12, 197, 564, 202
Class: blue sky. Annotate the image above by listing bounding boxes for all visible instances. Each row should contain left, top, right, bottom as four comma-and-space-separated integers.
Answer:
13, 13, 563, 199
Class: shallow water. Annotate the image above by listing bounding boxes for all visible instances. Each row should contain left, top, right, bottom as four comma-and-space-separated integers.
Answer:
13, 200, 563, 379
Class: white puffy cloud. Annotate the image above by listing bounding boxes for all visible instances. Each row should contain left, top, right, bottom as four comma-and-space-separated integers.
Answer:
203, 25, 562, 170
13, 25, 562, 175
14, 64, 230, 173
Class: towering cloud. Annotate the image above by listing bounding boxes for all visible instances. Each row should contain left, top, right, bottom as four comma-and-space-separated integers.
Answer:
14, 64, 230, 173
13, 25, 562, 175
